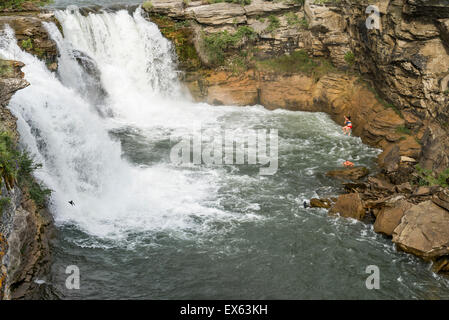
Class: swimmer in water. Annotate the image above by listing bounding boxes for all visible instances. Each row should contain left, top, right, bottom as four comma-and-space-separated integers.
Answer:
343, 160, 354, 167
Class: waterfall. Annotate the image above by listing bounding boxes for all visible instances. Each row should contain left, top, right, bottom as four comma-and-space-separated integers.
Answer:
0, 7, 237, 243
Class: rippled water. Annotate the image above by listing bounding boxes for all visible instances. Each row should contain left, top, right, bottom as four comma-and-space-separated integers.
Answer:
2, 6, 449, 299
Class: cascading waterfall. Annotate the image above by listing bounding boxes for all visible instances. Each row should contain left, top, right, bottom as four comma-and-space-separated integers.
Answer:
0, 7, 246, 243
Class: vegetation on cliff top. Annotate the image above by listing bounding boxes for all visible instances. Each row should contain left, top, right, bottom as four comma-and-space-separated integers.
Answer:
203, 26, 257, 66
0, 0, 53, 10
255, 50, 335, 79
0, 61, 14, 78
149, 14, 201, 71
0, 131, 51, 211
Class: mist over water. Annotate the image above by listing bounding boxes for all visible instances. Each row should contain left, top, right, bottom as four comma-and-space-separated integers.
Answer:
2, 7, 449, 299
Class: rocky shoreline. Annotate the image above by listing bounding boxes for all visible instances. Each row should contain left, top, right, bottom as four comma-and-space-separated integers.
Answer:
0, 0, 448, 299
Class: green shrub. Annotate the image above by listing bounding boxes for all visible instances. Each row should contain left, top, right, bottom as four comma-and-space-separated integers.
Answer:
0, 61, 13, 78
415, 164, 449, 188
0, 131, 51, 208
300, 17, 309, 28
285, 12, 300, 26
396, 125, 411, 135
142, 1, 153, 10
203, 26, 257, 66
344, 51, 355, 66
21, 38, 33, 50
0, 197, 11, 217
266, 15, 281, 33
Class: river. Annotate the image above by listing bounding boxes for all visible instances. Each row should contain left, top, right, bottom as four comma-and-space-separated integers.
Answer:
1, 5, 449, 299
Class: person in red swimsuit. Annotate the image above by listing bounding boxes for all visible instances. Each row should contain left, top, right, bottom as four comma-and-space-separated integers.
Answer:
342, 115, 353, 136
343, 160, 354, 167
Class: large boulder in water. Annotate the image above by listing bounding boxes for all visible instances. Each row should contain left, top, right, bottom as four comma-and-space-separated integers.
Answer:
326, 167, 369, 181
374, 200, 413, 236
328, 193, 366, 220
392, 201, 449, 260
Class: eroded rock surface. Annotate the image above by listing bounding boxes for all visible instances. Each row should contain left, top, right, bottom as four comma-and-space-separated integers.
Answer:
393, 201, 449, 260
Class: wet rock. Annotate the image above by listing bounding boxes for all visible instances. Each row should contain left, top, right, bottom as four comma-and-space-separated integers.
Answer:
432, 256, 449, 273
329, 193, 366, 220
0, 15, 59, 69
392, 201, 449, 260
310, 198, 332, 209
326, 167, 369, 181
374, 200, 413, 237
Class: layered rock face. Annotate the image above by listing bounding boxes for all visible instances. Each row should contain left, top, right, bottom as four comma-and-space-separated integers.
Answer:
0, 11, 59, 71
0, 60, 54, 300
340, 0, 449, 173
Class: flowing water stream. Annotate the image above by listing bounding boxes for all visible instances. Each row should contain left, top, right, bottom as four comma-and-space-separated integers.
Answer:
1, 6, 449, 299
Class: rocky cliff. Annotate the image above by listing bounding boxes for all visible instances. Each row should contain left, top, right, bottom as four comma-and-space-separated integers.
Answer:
0, 60, 54, 299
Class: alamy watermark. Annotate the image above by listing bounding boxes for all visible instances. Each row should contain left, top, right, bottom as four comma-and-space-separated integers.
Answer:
365, 265, 380, 290
170, 129, 278, 175
65, 265, 80, 290
366, 5, 381, 30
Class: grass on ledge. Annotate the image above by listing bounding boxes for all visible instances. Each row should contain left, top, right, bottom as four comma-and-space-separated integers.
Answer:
415, 164, 449, 188
255, 50, 335, 79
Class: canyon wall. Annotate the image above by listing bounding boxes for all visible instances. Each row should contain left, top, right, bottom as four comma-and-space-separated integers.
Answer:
0, 9, 57, 299
144, 0, 449, 173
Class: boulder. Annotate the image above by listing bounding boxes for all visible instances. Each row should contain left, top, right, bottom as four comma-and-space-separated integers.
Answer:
326, 167, 369, 181
0, 15, 58, 68
310, 198, 332, 209
392, 201, 449, 260
329, 193, 366, 220
374, 200, 413, 236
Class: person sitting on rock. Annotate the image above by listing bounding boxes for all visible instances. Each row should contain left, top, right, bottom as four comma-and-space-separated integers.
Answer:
343, 160, 354, 167
342, 116, 353, 136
